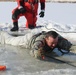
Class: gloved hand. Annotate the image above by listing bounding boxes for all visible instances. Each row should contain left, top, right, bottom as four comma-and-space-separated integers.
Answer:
18, 6, 26, 14
39, 11, 44, 17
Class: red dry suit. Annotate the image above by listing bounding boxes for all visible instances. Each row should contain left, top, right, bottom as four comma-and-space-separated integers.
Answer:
12, 0, 45, 28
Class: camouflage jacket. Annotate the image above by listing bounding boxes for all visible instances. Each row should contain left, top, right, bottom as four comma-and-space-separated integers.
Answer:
29, 32, 72, 55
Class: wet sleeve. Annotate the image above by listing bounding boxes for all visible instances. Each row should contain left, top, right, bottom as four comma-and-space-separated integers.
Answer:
31, 41, 44, 58
32, 41, 43, 51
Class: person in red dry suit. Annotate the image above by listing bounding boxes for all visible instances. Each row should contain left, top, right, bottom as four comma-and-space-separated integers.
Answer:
10, 0, 45, 31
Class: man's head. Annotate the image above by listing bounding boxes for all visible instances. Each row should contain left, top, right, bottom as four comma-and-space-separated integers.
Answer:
45, 31, 58, 49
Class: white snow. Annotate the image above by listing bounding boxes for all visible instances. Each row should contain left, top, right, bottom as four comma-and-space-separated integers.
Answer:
0, 2, 76, 75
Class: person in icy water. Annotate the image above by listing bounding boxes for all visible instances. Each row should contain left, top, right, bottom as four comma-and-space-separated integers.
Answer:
1, 31, 71, 59
28, 31, 72, 59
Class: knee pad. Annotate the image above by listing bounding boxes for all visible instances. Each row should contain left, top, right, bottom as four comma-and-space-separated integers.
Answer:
12, 9, 20, 20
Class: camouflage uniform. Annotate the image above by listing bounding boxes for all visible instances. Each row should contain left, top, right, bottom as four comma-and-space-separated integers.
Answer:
29, 33, 72, 59
29, 33, 46, 58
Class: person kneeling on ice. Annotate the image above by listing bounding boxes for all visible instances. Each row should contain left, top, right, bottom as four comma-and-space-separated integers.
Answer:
29, 31, 72, 59
10, 0, 45, 31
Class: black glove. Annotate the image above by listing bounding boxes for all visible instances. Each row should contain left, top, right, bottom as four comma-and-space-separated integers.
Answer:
19, 7, 26, 14
39, 11, 44, 17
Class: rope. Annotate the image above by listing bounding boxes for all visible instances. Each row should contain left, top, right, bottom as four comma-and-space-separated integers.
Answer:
45, 54, 76, 68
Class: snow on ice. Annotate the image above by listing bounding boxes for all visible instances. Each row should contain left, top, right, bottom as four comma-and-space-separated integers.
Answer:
0, 2, 76, 75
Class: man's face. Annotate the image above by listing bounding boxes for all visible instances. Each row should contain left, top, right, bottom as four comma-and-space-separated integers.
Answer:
45, 36, 58, 49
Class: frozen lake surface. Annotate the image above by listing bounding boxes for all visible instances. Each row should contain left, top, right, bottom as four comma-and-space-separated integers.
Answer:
0, 44, 76, 75
0, 2, 76, 75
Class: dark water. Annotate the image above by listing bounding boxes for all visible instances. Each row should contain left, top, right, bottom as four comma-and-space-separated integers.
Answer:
0, 44, 76, 75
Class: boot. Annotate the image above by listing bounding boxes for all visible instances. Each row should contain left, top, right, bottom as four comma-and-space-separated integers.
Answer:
10, 21, 19, 31
28, 25, 35, 29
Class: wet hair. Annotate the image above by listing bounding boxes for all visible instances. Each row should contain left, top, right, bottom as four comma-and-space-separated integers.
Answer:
45, 31, 58, 39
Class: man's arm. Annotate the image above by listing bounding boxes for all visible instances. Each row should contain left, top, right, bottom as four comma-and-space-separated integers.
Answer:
40, 0, 45, 10
39, 0, 45, 17
30, 41, 44, 59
